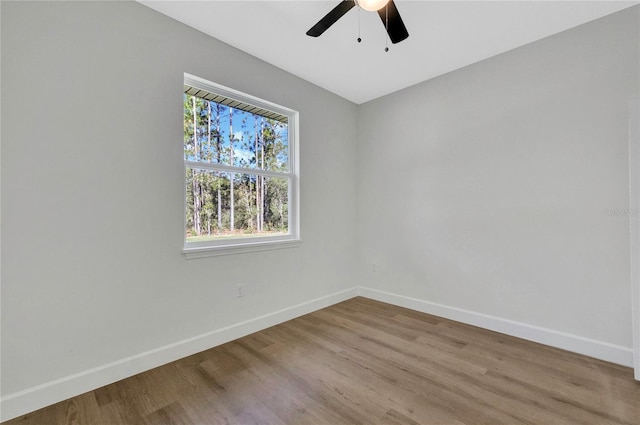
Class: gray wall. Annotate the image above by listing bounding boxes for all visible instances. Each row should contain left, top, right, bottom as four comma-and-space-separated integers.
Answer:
357, 6, 639, 348
1, 1, 358, 396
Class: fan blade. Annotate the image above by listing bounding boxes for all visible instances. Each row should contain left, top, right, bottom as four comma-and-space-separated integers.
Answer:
377, 0, 409, 44
306, 0, 356, 37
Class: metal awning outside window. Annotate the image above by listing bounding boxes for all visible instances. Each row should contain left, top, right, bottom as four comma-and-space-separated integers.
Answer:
184, 85, 288, 123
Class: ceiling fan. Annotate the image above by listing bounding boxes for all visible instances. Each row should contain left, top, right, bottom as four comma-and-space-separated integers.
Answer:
306, 0, 409, 44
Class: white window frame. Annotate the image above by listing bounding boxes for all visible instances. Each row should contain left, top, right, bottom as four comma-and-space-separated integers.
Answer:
183, 73, 300, 259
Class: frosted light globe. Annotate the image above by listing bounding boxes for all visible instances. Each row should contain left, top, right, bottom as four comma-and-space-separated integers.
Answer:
355, 0, 389, 12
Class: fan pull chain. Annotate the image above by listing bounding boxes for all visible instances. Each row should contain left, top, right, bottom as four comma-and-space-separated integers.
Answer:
384, 3, 389, 52
357, 7, 362, 43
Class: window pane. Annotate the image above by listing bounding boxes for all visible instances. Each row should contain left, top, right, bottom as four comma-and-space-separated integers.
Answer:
184, 95, 235, 166
184, 94, 288, 171
186, 168, 289, 243
260, 118, 289, 172
185, 168, 231, 242
261, 176, 289, 233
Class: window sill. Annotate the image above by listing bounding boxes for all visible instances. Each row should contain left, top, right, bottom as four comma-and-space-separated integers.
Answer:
183, 238, 301, 259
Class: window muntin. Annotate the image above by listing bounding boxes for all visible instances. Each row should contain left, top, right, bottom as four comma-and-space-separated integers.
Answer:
183, 74, 299, 254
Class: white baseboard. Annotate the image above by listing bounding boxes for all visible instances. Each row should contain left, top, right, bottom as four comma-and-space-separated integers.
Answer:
0, 287, 358, 422
357, 287, 634, 368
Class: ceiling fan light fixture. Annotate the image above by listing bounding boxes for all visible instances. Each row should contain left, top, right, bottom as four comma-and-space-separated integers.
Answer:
306, 0, 408, 44
354, 0, 389, 12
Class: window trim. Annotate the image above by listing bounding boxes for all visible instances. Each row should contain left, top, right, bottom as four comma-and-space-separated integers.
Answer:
182, 73, 300, 258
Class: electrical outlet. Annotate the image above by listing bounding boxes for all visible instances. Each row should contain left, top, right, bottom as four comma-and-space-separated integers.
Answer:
236, 284, 245, 297
371, 263, 377, 273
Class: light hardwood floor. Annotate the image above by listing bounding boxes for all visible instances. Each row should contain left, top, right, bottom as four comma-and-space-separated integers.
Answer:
4, 297, 640, 424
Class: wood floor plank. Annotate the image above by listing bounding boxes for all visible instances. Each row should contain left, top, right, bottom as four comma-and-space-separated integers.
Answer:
4, 297, 639, 425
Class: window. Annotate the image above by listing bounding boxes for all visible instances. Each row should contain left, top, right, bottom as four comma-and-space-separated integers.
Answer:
183, 74, 299, 257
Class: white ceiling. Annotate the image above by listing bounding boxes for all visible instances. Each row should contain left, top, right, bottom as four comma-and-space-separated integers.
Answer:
139, 0, 638, 104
